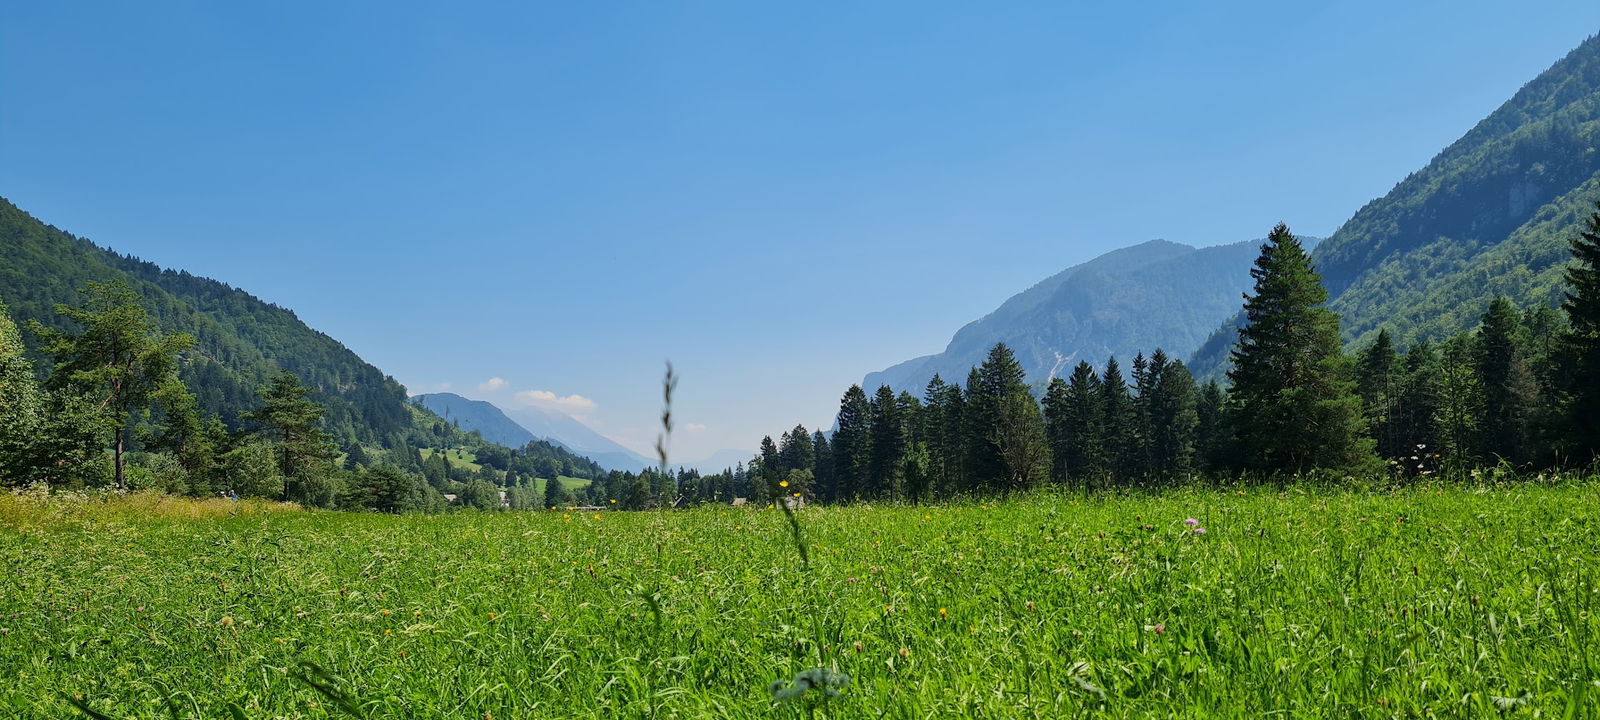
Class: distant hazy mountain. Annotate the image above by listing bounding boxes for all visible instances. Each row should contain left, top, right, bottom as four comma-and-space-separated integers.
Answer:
413, 393, 537, 449
863, 237, 1316, 395
1190, 33, 1600, 377
416, 392, 654, 472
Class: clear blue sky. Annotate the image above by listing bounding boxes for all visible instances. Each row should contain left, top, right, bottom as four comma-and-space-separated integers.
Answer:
4, 2, 1597, 462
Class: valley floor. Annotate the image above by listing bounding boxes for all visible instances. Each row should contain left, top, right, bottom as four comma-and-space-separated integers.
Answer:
3, 483, 1598, 718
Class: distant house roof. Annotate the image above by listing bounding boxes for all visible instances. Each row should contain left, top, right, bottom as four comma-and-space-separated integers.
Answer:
443, 494, 459, 503
732, 497, 748, 506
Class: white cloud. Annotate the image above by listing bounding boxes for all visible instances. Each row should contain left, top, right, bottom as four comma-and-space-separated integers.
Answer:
514, 389, 599, 413
685, 423, 708, 432
478, 377, 508, 392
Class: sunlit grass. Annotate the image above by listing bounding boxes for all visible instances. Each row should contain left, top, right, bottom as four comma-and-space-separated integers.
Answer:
3, 482, 1598, 718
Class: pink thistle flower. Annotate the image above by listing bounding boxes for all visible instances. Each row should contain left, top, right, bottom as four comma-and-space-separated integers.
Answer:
1193, 527, 1206, 535
1152, 623, 1165, 634
1184, 518, 1199, 527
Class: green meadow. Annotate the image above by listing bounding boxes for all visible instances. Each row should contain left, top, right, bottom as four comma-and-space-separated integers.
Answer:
3, 482, 1598, 718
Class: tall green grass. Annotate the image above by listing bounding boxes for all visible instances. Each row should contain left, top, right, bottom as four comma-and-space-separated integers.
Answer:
3, 482, 1597, 717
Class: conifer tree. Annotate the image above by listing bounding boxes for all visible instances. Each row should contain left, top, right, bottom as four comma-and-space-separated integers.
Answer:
1356, 329, 1402, 458
543, 473, 567, 509
1061, 361, 1105, 486
810, 431, 832, 500
1393, 340, 1441, 458
32, 280, 195, 490
1042, 377, 1072, 485
831, 385, 872, 502
778, 425, 814, 475
993, 390, 1050, 491
1147, 352, 1197, 480
967, 343, 1030, 492
1227, 224, 1372, 472
1193, 380, 1230, 474
247, 370, 338, 502
1435, 334, 1483, 465
867, 384, 905, 498
1561, 200, 1600, 461
1098, 357, 1136, 481
1477, 297, 1537, 465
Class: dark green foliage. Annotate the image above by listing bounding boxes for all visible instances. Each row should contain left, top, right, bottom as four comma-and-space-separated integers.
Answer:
866, 385, 906, 498
1562, 200, 1600, 460
919, 374, 964, 497
964, 344, 1033, 493
1097, 357, 1136, 479
992, 390, 1050, 491
0, 197, 415, 447
247, 371, 339, 504
0, 302, 53, 487
1193, 380, 1230, 474
1145, 352, 1198, 479
1228, 225, 1373, 472
831, 385, 871, 502
1356, 329, 1403, 459
1477, 298, 1540, 464
31, 279, 195, 490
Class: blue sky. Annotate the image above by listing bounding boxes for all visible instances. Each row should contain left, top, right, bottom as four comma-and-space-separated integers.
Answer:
3, 2, 1597, 462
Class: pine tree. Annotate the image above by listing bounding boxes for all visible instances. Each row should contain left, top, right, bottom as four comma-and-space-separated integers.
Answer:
778, 425, 814, 476
1393, 340, 1441, 462
831, 385, 872, 502
1356, 329, 1402, 458
757, 435, 782, 501
867, 384, 905, 499
1435, 333, 1483, 466
145, 381, 229, 496
1193, 380, 1230, 474
247, 370, 338, 503
1477, 297, 1537, 465
967, 343, 1030, 492
1061, 361, 1104, 487
1561, 200, 1600, 461
810, 431, 832, 501
1227, 223, 1373, 473
31, 280, 195, 490
1147, 352, 1197, 480
543, 473, 567, 509
1098, 357, 1135, 482
1042, 377, 1072, 485
1130, 353, 1155, 479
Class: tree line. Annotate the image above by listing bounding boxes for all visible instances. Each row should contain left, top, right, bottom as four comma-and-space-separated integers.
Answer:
5, 206, 1599, 512
725, 211, 1600, 504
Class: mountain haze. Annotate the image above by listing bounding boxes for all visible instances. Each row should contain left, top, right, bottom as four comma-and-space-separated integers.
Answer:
863, 237, 1316, 395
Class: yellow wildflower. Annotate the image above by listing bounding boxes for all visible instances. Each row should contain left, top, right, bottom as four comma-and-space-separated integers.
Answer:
779, 480, 789, 488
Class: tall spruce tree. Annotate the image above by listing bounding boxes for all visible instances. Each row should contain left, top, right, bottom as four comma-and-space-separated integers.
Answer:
810, 431, 832, 501
1098, 357, 1136, 482
1356, 329, 1402, 458
1061, 361, 1105, 486
1042, 377, 1073, 485
1228, 223, 1372, 473
831, 385, 872, 502
1147, 352, 1197, 480
1193, 380, 1230, 474
965, 344, 1031, 493
1477, 297, 1537, 465
1561, 200, 1600, 461
867, 384, 906, 499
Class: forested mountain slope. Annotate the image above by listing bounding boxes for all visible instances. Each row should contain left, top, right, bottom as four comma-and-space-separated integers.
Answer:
1192, 33, 1600, 377
0, 197, 413, 445
864, 237, 1314, 394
